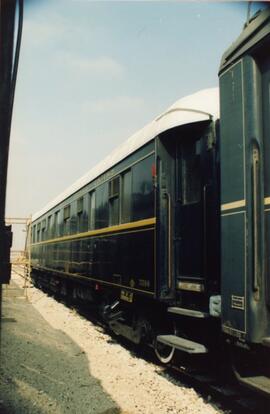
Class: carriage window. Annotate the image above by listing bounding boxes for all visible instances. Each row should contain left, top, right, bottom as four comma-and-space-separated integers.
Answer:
109, 197, 119, 225
54, 210, 60, 237
77, 197, 83, 214
77, 197, 84, 232
63, 205, 71, 235
121, 170, 131, 223
89, 191, 95, 229
37, 222, 41, 242
64, 205, 71, 220
47, 215, 52, 238
109, 177, 120, 226
181, 139, 201, 204
41, 219, 46, 241
32, 225, 36, 243
132, 155, 154, 220
109, 176, 120, 198
95, 183, 109, 229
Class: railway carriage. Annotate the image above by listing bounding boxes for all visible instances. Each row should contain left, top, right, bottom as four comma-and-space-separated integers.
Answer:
219, 8, 270, 395
31, 87, 220, 359
31, 7, 270, 396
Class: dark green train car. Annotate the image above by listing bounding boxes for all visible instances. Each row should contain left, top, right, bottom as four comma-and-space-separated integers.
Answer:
31, 88, 220, 363
30, 6, 270, 396
219, 8, 270, 395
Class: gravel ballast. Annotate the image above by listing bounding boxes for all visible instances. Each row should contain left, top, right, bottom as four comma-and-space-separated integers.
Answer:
0, 273, 224, 413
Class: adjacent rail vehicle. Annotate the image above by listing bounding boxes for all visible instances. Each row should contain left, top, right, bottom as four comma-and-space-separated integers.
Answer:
31, 9, 270, 396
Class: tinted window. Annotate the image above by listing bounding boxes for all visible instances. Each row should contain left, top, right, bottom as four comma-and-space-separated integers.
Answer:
95, 183, 109, 229
109, 176, 120, 226
77, 197, 84, 233
47, 216, 52, 238
77, 211, 83, 233
121, 169, 132, 223
132, 155, 154, 221
37, 222, 41, 242
63, 217, 70, 235
109, 177, 120, 198
32, 225, 36, 243
41, 219, 46, 241
64, 205, 71, 220
109, 197, 119, 226
89, 191, 95, 229
54, 211, 60, 237
77, 197, 83, 214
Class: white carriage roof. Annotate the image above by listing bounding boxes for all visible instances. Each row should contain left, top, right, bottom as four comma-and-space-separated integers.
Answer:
32, 87, 219, 222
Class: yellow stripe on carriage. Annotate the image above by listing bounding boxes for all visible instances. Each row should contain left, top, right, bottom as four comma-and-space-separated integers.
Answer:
221, 198, 270, 211
221, 200, 246, 211
32, 217, 156, 246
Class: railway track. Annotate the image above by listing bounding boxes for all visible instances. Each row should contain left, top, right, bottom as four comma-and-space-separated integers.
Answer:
167, 364, 270, 414
13, 269, 270, 413
43, 287, 270, 414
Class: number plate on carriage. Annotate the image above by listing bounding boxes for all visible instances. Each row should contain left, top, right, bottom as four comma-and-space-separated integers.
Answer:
120, 290, 133, 303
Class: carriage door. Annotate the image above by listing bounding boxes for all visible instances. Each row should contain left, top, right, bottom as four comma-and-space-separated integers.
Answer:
175, 134, 205, 292
156, 124, 216, 301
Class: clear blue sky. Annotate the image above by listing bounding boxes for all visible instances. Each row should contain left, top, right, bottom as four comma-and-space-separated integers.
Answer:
6, 1, 258, 247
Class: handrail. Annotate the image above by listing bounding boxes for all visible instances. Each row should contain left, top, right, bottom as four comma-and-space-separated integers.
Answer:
164, 192, 172, 290
252, 145, 260, 293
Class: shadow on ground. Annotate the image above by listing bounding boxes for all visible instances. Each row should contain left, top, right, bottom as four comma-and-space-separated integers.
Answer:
0, 280, 122, 414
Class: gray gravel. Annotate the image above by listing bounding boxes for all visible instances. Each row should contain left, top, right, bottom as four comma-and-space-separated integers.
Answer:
0, 273, 224, 414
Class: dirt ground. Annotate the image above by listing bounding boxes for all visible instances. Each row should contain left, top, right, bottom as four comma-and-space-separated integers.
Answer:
0, 272, 224, 414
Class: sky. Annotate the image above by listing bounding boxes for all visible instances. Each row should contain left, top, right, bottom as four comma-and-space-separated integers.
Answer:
6, 1, 261, 248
